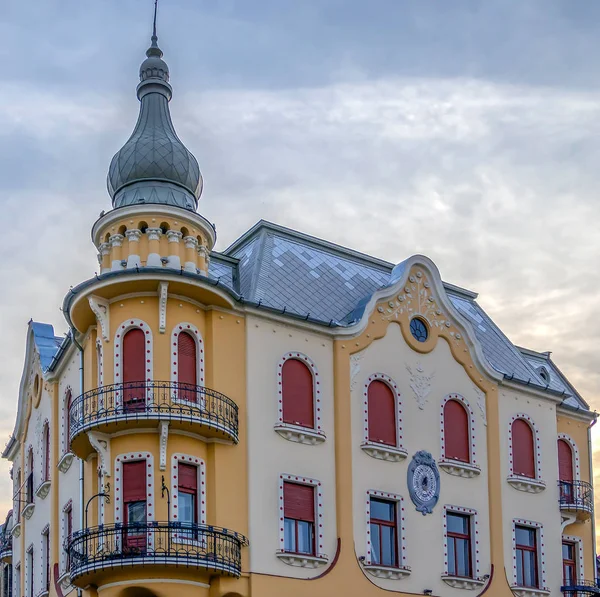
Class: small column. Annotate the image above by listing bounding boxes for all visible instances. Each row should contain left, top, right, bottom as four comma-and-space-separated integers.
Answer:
98, 243, 111, 273
197, 245, 209, 276
183, 236, 198, 273
166, 230, 183, 270
125, 229, 142, 268
109, 234, 125, 271
146, 228, 163, 267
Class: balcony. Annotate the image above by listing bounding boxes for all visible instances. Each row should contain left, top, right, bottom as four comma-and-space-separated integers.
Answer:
66, 522, 248, 586
558, 480, 593, 521
0, 537, 11, 563
69, 381, 239, 458
561, 579, 600, 595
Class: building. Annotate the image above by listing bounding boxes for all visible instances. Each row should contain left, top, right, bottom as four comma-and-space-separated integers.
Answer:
0, 17, 597, 597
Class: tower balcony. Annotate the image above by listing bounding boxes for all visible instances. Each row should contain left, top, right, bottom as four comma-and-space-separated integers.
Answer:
558, 480, 593, 521
69, 381, 238, 459
66, 522, 248, 587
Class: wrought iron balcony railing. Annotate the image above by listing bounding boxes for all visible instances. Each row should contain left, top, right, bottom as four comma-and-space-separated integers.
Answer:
66, 522, 248, 583
558, 480, 593, 515
561, 579, 600, 595
0, 536, 12, 562
69, 381, 239, 456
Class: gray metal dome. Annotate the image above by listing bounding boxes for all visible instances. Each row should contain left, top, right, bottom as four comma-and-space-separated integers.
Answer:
107, 34, 203, 211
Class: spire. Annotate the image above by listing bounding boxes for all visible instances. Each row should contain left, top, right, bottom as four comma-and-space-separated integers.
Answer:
106, 1, 203, 211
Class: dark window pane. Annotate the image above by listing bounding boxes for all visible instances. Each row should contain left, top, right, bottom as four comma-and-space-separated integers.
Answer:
562, 543, 573, 560
456, 538, 471, 577
447, 513, 468, 535
284, 518, 296, 552
380, 525, 396, 567
370, 523, 381, 564
516, 550, 524, 585
127, 501, 146, 524
179, 492, 195, 525
370, 499, 394, 522
524, 549, 537, 586
515, 526, 535, 547
448, 539, 456, 576
297, 520, 314, 555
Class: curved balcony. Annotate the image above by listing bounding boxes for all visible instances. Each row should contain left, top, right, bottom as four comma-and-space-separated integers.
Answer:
561, 579, 600, 595
66, 522, 248, 586
558, 480, 593, 521
69, 381, 238, 458
0, 537, 11, 563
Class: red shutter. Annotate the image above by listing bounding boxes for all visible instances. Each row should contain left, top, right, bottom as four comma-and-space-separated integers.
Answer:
558, 439, 573, 482
178, 463, 198, 492
123, 329, 146, 384
282, 359, 314, 428
284, 482, 315, 522
123, 461, 147, 502
178, 332, 197, 386
512, 419, 535, 478
367, 380, 396, 446
444, 400, 470, 462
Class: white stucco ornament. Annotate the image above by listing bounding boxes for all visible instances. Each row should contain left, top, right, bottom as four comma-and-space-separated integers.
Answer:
406, 362, 434, 410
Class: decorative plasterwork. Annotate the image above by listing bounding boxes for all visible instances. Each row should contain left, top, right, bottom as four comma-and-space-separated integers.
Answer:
275, 552, 328, 568
11, 522, 21, 538
170, 322, 205, 388
441, 576, 485, 590
560, 512, 577, 531
438, 459, 481, 478
363, 564, 411, 580
22, 503, 35, 520
89, 296, 110, 342
35, 480, 51, 500
350, 351, 365, 392
408, 451, 440, 515
158, 282, 169, 334
440, 393, 478, 467
507, 476, 546, 494
58, 570, 72, 593
87, 431, 111, 477
361, 443, 407, 462
276, 352, 324, 437
365, 490, 407, 568
511, 519, 547, 591
159, 422, 169, 471
273, 423, 325, 445
443, 505, 481, 578
57, 452, 74, 474
474, 386, 487, 426
405, 362, 434, 410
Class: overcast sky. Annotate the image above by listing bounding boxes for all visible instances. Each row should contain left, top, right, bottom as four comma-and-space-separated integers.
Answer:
1, 0, 599, 527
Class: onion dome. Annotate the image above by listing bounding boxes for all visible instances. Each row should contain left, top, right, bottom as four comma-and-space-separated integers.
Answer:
107, 27, 202, 211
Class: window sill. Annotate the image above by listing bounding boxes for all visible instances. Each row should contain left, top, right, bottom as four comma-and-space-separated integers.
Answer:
439, 459, 481, 479
22, 503, 35, 520
364, 563, 411, 580
11, 522, 21, 538
361, 442, 407, 462
276, 551, 328, 568
274, 423, 326, 445
507, 475, 546, 494
35, 480, 51, 500
37, 589, 49, 597
509, 586, 550, 597
442, 575, 486, 590
58, 452, 75, 474
57, 570, 72, 592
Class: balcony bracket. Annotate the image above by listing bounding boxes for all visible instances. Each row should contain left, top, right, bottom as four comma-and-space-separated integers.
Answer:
88, 431, 111, 477
561, 512, 577, 532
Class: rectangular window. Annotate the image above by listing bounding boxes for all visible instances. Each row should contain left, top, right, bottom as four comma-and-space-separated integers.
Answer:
369, 498, 398, 567
178, 463, 198, 539
14, 565, 19, 597
515, 526, 538, 588
447, 513, 472, 578
26, 549, 33, 597
562, 541, 576, 586
123, 461, 147, 551
283, 482, 315, 555
3, 563, 12, 597
42, 529, 50, 592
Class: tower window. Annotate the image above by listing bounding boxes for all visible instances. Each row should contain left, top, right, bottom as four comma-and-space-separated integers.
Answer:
409, 317, 428, 342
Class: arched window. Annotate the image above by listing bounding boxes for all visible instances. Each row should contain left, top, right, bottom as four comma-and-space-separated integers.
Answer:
282, 359, 314, 429
122, 328, 146, 412
26, 448, 34, 505
64, 390, 72, 454
512, 419, 535, 478
558, 439, 574, 481
443, 399, 470, 463
367, 380, 396, 446
178, 332, 197, 402
42, 423, 50, 482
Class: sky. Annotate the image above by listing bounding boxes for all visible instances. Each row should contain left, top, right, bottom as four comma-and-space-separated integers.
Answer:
1, 0, 600, 538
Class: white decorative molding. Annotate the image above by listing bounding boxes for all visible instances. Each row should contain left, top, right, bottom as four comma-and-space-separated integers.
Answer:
146, 228, 163, 242
125, 229, 142, 268
22, 503, 35, 520
364, 564, 411, 580
125, 229, 142, 243
183, 236, 199, 272
57, 570, 72, 593
167, 230, 183, 243
439, 459, 481, 478
507, 475, 546, 494
109, 233, 124, 248
405, 362, 434, 409
158, 282, 169, 334
361, 442, 407, 462
275, 552, 328, 568
474, 386, 487, 426
11, 522, 21, 538
274, 423, 326, 445
159, 422, 169, 471
443, 505, 481, 579
88, 431, 111, 477
511, 519, 547, 590
560, 512, 577, 531
35, 480, 51, 500
442, 575, 485, 590
350, 351, 365, 392
88, 296, 110, 342
509, 587, 550, 597
57, 452, 74, 474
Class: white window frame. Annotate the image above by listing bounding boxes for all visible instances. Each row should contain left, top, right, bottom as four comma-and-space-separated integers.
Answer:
507, 414, 546, 493
557, 434, 581, 481
60, 500, 73, 573
443, 505, 480, 579
562, 534, 584, 583
14, 563, 20, 597
511, 519, 548, 591
40, 525, 50, 596
25, 544, 33, 597
170, 323, 205, 396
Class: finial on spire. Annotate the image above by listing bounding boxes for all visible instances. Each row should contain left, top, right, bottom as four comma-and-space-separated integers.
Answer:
147, 0, 162, 57
152, 0, 158, 43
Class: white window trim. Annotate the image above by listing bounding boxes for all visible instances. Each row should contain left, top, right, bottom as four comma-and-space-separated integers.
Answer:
439, 394, 481, 477
275, 353, 325, 443
60, 500, 73, 573
170, 453, 206, 546
40, 525, 50, 597
361, 374, 407, 462
170, 323, 205, 398
363, 490, 410, 579
113, 319, 154, 408
562, 534, 584, 583
60, 387, 74, 462
511, 519, 549, 593
507, 414, 545, 493
96, 338, 104, 388
442, 505, 485, 588
14, 563, 20, 597
557, 434, 581, 481
277, 474, 327, 568
114, 452, 155, 551
25, 543, 33, 597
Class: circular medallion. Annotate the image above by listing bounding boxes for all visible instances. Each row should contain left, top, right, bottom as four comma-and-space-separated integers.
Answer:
407, 451, 440, 515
